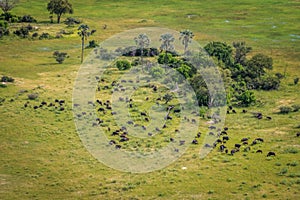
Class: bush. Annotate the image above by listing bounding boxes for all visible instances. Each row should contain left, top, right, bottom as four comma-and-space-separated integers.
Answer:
13, 27, 30, 38
0, 26, 9, 38
39, 32, 52, 40
53, 51, 68, 64
19, 15, 37, 23
1, 76, 14, 82
86, 40, 99, 48
64, 17, 81, 27
237, 90, 256, 106
0, 13, 19, 22
149, 66, 164, 78
259, 75, 280, 90
279, 106, 292, 114
294, 77, 299, 85
116, 60, 131, 70
32, 32, 39, 38
292, 104, 300, 112
28, 93, 38, 100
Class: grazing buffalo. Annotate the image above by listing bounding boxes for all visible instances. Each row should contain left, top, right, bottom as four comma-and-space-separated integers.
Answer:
167, 116, 172, 120
155, 127, 161, 132
141, 112, 147, 116
244, 146, 251, 152
256, 150, 263, 153
162, 124, 167, 129
179, 140, 185, 145
232, 109, 236, 114
224, 127, 229, 131
229, 106, 233, 110
215, 139, 222, 144
230, 149, 236, 155
296, 132, 300, 137
255, 138, 264, 143
205, 144, 212, 148
209, 132, 215, 136
225, 149, 228, 154
98, 107, 105, 112
267, 152, 276, 157
148, 132, 152, 136
266, 116, 272, 120
34, 106, 39, 109
196, 132, 201, 138
174, 109, 181, 113
170, 138, 174, 142
120, 137, 129, 142
241, 138, 249, 142
220, 144, 226, 152
192, 139, 198, 144
191, 119, 196, 123
221, 131, 227, 135
223, 136, 229, 141
109, 140, 116, 145
242, 141, 248, 145
115, 145, 121, 149
242, 109, 247, 113
235, 144, 241, 149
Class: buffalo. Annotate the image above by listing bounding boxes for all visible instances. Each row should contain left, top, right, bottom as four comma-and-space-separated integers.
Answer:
267, 152, 276, 157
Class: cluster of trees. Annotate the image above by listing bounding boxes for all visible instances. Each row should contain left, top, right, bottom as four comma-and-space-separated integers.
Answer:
204, 41, 281, 106
110, 31, 281, 107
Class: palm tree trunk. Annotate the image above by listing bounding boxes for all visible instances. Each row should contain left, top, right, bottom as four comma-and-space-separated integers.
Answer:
81, 37, 84, 63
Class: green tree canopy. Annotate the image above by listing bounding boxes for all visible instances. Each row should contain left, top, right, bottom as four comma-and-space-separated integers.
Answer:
47, 0, 73, 24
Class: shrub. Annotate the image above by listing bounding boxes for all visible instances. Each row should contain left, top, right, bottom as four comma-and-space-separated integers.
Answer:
28, 93, 38, 100
275, 72, 284, 79
0, 83, 7, 88
259, 75, 280, 90
19, 15, 37, 23
279, 106, 292, 114
292, 104, 300, 112
86, 40, 99, 48
1, 76, 14, 82
149, 66, 164, 78
53, 51, 68, 64
283, 147, 298, 154
64, 17, 81, 27
0, 13, 19, 22
237, 90, 256, 106
116, 60, 131, 70
294, 77, 299, 85
13, 26, 30, 38
39, 32, 51, 40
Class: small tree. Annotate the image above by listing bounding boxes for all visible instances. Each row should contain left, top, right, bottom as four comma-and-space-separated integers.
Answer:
77, 24, 96, 63
134, 33, 150, 63
53, 51, 68, 64
179, 29, 194, 54
0, 0, 18, 14
47, 0, 73, 24
163, 93, 173, 104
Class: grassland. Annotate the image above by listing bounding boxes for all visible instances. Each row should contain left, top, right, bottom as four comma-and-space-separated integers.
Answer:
0, 0, 300, 199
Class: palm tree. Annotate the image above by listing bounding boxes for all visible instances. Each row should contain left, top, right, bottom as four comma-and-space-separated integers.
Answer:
159, 33, 175, 52
78, 24, 96, 63
179, 30, 194, 54
134, 33, 150, 63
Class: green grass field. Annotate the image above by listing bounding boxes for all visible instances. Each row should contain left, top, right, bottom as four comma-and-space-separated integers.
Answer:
0, 0, 300, 199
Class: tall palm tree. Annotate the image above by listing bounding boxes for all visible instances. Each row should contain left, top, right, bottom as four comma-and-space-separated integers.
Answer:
159, 33, 175, 52
78, 24, 96, 63
134, 33, 150, 63
179, 30, 194, 54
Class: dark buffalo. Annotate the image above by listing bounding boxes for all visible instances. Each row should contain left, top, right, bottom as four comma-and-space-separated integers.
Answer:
192, 139, 198, 144
267, 152, 276, 157
256, 150, 263, 153
235, 144, 241, 149
223, 136, 229, 141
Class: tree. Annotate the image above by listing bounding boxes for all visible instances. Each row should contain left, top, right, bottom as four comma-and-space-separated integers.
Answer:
134, 33, 150, 63
47, 0, 73, 24
0, 0, 18, 14
77, 24, 96, 63
159, 33, 175, 52
179, 29, 194, 54
163, 93, 173, 104
246, 53, 273, 78
53, 51, 68, 64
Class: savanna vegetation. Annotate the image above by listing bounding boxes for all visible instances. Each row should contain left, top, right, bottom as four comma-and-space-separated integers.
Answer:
0, 0, 299, 199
